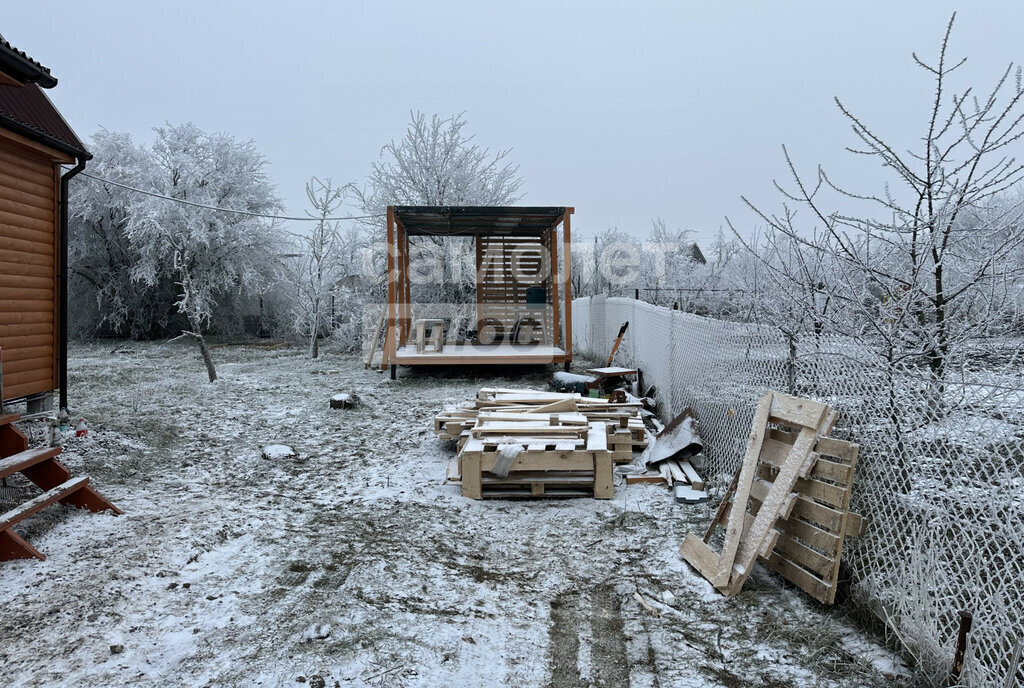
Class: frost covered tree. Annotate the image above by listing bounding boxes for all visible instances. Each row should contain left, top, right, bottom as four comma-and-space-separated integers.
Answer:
733, 14, 1024, 377
69, 130, 178, 337
288, 177, 350, 358
126, 123, 284, 381
356, 112, 525, 336
357, 111, 523, 215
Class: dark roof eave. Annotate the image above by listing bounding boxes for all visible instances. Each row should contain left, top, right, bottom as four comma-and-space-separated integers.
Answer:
0, 38, 57, 88
394, 205, 571, 235
0, 114, 91, 160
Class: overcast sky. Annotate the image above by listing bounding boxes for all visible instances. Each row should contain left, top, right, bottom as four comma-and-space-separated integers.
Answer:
5, 1, 1024, 245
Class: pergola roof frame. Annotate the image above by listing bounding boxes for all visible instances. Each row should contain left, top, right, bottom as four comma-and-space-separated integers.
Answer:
383, 205, 574, 373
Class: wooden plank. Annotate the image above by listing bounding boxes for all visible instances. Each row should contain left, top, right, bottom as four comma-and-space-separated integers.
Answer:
768, 392, 829, 429
548, 228, 560, 347
562, 209, 572, 360
585, 421, 608, 451
678, 460, 704, 490
0, 336, 52, 353
0, 447, 62, 480
845, 512, 866, 537
475, 451, 596, 473
0, 233, 54, 257
0, 311, 53, 326
0, 129, 72, 164
771, 533, 836, 578
779, 517, 841, 556
763, 551, 833, 604
714, 391, 774, 587
0, 148, 57, 185
0, 273, 53, 290
0, 286, 53, 302
0, 322, 53, 338
382, 206, 396, 369
0, 476, 89, 530
0, 166, 56, 198
723, 422, 821, 595
0, 208, 52, 234
462, 452, 482, 499
626, 471, 666, 485
665, 460, 687, 484
471, 424, 584, 435
593, 451, 613, 499
0, 299, 55, 313
680, 533, 722, 582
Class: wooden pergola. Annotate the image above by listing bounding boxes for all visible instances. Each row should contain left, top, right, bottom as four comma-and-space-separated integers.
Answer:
381, 206, 574, 377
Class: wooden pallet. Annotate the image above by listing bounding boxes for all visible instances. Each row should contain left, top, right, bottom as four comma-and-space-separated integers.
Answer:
700, 427, 865, 604
1, 414, 121, 561
456, 419, 613, 500
680, 391, 836, 597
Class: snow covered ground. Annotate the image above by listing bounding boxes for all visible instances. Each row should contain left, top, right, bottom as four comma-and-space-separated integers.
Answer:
1, 341, 909, 687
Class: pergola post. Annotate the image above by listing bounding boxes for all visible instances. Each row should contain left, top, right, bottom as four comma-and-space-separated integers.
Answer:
383, 206, 396, 369
549, 226, 560, 348
562, 208, 573, 366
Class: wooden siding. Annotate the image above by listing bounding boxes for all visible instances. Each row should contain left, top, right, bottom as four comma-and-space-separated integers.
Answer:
0, 137, 57, 401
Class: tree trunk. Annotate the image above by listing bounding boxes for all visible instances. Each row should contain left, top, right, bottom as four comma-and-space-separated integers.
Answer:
187, 314, 217, 382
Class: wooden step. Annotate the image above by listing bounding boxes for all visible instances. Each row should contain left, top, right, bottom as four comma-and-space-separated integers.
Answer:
0, 414, 20, 427
0, 446, 62, 479
0, 476, 90, 532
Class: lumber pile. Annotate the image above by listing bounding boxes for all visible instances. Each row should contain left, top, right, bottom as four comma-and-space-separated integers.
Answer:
434, 388, 647, 462
679, 391, 865, 603
436, 388, 648, 499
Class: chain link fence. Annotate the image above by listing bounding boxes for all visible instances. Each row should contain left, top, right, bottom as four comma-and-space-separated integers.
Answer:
573, 295, 1024, 687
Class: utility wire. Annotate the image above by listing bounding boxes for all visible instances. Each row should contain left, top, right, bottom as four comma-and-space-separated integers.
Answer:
79, 172, 384, 222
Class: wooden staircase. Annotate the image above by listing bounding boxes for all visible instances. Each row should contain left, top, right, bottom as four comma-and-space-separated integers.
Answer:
0, 413, 121, 561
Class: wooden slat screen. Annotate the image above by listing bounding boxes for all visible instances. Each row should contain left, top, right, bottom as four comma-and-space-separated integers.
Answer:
476, 234, 553, 344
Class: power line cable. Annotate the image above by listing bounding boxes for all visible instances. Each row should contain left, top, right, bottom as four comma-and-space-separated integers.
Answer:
78, 172, 384, 222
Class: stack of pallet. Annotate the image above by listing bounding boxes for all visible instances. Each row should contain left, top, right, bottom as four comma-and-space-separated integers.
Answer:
680, 391, 865, 603
436, 388, 648, 499
434, 388, 648, 462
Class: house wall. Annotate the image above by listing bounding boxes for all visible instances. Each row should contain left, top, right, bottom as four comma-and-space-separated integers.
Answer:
0, 135, 59, 402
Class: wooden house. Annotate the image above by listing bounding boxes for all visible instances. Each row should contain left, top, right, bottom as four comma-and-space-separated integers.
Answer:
0, 36, 90, 410
381, 206, 574, 377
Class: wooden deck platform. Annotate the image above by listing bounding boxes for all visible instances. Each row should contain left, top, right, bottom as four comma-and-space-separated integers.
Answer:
392, 343, 568, 365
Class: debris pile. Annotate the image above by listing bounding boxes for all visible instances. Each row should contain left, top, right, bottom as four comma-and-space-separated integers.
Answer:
435, 388, 648, 499
624, 408, 707, 501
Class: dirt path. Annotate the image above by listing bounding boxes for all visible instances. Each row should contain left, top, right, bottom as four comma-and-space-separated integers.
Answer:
0, 342, 908, 687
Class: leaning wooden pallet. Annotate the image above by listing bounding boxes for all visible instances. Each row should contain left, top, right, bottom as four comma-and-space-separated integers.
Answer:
679, 391, 834, 596
699, 426, 866, 604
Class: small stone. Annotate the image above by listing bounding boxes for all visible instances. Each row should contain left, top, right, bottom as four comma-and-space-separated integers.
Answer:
109, 644, 124, 655
262, 444, 296, 460
308, 676, 326, 688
